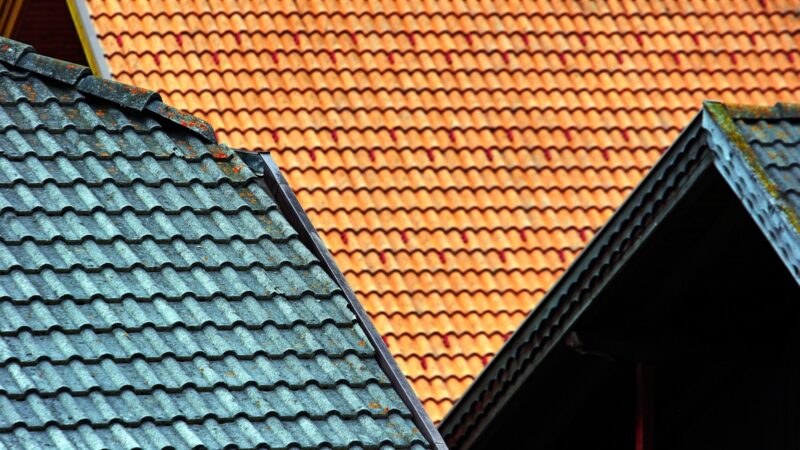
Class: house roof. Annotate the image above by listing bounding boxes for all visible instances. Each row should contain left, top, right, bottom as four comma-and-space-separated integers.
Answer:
78, 0, 800, 421
0, 35, 439, 449
439, 100, 800, 448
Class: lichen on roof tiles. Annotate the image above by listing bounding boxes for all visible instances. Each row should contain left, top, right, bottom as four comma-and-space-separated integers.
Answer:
84, 0, 800, 421
708, 101, 800, 234
0, 35, 430, 449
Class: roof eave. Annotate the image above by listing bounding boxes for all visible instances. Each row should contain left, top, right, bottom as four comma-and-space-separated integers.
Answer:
439, 111, 712, 449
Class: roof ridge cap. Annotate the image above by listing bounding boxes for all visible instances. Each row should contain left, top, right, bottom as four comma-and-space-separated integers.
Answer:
705, 101, 800, 120
703, 101, 800, 236
0, 36, 216, 143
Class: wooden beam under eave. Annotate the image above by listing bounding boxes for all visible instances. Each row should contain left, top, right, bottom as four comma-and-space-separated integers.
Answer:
0, 0, 25, 37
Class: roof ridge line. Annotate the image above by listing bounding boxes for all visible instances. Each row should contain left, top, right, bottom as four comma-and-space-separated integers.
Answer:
253, 151, 447, 450
712, 101, 800, 120
438, 114, 711, 448
0, 36, 216, 143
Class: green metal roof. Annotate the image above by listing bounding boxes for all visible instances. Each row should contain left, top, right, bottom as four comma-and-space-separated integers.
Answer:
440, 101, 800, 449
0, 36, 434, 449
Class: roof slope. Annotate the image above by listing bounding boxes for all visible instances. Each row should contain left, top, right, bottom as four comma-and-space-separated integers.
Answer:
704, 102, 800, 273
440, 100, 800, 448
81, 0, 800, 420
0, 36, 432, 449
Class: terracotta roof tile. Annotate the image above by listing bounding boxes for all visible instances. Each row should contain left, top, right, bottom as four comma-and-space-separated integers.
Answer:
85, 0, 800, 422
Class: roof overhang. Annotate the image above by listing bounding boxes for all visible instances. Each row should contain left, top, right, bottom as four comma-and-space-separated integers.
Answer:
441, 102, 800, 449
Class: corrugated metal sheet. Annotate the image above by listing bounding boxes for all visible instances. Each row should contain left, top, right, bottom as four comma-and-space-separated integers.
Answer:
0, 36, 429, 449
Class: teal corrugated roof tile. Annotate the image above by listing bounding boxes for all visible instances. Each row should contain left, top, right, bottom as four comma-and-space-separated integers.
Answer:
0, 36, 433, 449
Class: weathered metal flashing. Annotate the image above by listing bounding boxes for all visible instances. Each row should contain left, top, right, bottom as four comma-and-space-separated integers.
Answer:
703, 101, 782, 201
0, 36, 216, 143
725, 102, 800, 120
233, 149, 266, 173
704, 101, 800, 236
254, 150, 448, 450
440, 114, 712, 449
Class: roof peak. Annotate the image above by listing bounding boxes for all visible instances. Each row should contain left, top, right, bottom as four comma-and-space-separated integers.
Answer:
0, 36, 216, 143
704, 101, 800, 121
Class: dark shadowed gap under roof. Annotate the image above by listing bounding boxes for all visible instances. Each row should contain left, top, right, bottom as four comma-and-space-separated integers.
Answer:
441, 102, 800, 449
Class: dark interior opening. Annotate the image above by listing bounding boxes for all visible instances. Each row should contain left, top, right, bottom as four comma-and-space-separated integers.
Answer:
470, 154, 800, 449
6, 0, 89, 66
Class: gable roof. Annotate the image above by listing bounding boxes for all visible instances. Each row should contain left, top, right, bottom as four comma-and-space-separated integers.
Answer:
439, 100, 800, 448
0, 36, 442, 449
76, 0, 800, 421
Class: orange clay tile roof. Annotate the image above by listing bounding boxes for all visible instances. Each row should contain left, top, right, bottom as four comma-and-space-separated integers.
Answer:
84, 0, 800, 422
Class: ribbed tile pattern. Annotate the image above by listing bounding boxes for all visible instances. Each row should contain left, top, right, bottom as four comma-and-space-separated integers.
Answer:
0, 59, 428, 448
736, 114, 800, 207
729, 106, 800, 236
85, 0, 800, 421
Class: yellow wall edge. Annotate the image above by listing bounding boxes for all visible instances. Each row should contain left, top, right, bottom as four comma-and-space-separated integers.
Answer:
1, 0, 25, 37
65, 0, 102, 76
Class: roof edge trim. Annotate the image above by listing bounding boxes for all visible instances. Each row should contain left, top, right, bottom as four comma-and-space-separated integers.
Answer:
703, 102, 800, 285
0, 36, 215, 143
66, 0, 112, 79
257, 151, 447, 450
703, 101, 783, 205
440, 112, 712, 449
145, 101, 216, 142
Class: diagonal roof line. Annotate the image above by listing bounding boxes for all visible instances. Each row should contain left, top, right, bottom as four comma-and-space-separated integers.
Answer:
440, 111, 711, 448
440, 101, 800, 448
0, 34, 437, 448
66, 0, 111, 78
76, 1, 800, 423
245, 149, 448, 449
703, 101, 800, 286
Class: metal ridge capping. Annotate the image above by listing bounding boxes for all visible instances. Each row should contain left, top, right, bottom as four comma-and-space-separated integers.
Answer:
254, 151, 448, 450
0, 36, 215, 142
